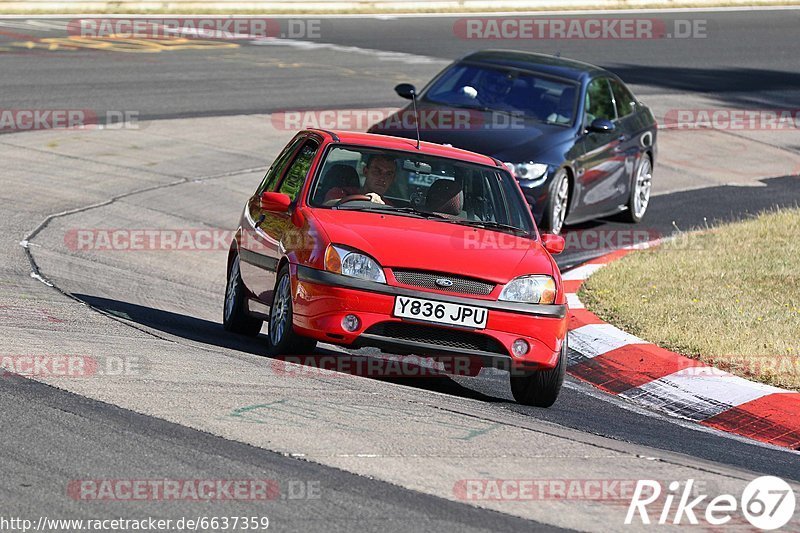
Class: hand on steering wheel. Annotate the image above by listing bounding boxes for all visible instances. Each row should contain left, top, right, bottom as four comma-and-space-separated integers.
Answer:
335, 194, 372, 205
336, 193, 385, 205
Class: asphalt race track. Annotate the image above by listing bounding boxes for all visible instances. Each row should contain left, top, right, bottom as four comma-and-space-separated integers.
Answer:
1, 9, 800, 532
3, 11, 800, 120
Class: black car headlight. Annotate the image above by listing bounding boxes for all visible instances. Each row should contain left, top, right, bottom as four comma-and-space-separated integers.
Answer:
504, 162, 549, 185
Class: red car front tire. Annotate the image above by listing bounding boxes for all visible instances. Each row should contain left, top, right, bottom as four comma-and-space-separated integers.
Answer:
510, 338, 567, 407
266, 265, 317, 356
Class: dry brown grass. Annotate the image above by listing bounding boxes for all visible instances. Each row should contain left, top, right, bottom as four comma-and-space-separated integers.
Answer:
579, 208, 800, 391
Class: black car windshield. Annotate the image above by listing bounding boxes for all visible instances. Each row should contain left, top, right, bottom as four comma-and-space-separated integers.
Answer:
424, 63, 579, 126
308, 146, 535, 236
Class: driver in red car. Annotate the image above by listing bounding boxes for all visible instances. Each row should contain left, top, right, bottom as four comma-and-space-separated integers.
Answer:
324, 154, 397, 205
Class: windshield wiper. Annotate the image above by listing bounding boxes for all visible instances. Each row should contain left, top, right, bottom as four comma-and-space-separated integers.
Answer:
376, 206, 453, 219
445, 219, 533, 237
335, 204, 451, 220
445, 102, 521, 117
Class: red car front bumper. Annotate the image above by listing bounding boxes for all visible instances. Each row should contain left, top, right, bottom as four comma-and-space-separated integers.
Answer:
290, 265, 568, 371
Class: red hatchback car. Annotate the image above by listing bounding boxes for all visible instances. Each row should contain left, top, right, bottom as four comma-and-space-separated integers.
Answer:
224, 129, 569, 406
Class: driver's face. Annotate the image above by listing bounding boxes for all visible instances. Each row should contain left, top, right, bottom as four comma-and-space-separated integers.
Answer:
482, 73, 512, 102
363, 157, 396, 196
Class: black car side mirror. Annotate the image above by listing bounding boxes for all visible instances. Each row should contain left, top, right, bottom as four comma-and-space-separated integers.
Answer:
588, 118, 615, 133
394, 83, 417, 100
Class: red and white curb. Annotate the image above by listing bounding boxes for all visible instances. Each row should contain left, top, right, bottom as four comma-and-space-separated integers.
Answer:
565, 248, 800, 450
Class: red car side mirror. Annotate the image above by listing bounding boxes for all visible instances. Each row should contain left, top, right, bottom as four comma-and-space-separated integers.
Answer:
541, 233, 565, 255
260, 192, 292, 212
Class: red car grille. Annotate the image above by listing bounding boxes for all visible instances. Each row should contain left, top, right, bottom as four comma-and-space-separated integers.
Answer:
364, 322, 507, 356
392, 270, 495, 296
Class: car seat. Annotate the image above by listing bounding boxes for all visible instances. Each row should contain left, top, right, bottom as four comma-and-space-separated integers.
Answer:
316, 164, 360, 203
547, 87, 577, 125
425, 179, 464, 216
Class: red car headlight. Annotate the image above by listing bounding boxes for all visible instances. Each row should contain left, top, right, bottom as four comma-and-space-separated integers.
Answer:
499, 275, 556, 304
324, 245, 386, 284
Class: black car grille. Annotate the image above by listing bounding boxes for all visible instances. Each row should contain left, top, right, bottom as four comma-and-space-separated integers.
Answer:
364, 322, 507, 356
392, 270, 495, 296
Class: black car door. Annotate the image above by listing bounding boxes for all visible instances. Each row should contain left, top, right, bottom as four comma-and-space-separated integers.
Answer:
609, 78, 644, 204
572, 77, 628, 219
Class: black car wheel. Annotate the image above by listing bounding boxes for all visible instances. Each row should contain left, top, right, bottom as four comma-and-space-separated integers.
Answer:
620, 154, 652, 223
266, 265, 317, 356
509, 338, 567, 407
541, 169, 570, 235
223, 253, 263, 336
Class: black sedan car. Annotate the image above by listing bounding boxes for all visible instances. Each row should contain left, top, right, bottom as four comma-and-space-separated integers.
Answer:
368, 50, 657, 234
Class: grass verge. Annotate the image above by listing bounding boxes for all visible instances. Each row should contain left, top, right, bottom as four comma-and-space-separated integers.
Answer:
579, 207, 800, 391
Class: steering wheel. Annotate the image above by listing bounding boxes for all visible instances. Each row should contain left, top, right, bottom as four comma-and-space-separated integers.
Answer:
336, 194, 373, 205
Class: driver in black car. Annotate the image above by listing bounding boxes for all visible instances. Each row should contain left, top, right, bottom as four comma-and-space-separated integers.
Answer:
477, 69, 515, 106
324, 154, 397, 205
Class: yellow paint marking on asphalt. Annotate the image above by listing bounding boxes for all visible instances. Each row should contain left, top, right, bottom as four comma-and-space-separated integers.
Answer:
2, 37, 240, 54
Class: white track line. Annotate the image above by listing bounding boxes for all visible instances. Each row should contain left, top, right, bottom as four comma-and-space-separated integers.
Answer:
251, 38, 446, 64
569, 323, 647, 359
565, 292, 583, 309
561, 262, 606, 281
620, 367, 788, 420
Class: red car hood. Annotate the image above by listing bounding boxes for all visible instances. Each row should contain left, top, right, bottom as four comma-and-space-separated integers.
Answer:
309, 208, 554, 284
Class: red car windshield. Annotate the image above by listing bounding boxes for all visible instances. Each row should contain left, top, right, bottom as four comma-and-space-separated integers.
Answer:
308, 146, 535, 236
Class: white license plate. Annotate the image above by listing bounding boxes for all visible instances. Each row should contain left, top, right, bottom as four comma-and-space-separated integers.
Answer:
393, 296, 488, 329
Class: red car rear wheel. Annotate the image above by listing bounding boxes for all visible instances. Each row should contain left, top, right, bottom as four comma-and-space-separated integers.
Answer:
223, 253, 263, 337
